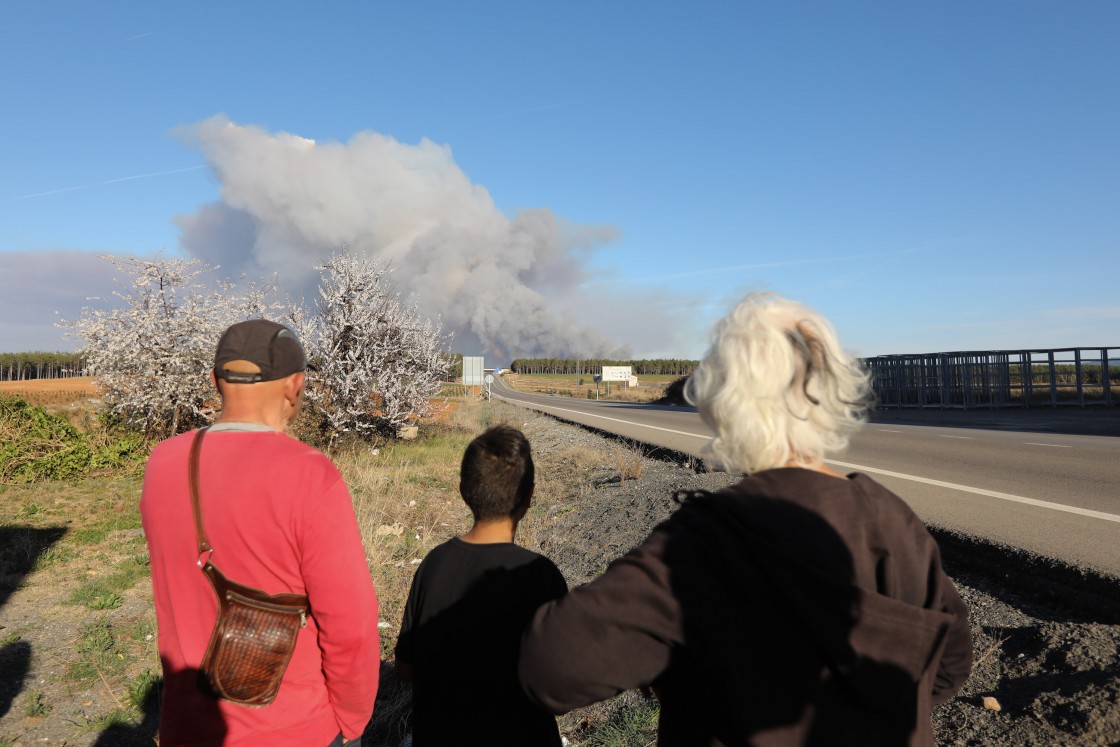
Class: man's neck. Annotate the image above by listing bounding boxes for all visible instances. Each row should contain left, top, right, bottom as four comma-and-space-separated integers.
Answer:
460, 518, 517, 544
215, 409, 287, 433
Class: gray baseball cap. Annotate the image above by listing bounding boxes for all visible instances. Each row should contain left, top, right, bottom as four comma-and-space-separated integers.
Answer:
213, 320, 307, 384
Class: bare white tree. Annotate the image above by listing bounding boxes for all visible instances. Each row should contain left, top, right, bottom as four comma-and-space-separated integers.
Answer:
292, 253, 451, 446
59, 256, 276, 439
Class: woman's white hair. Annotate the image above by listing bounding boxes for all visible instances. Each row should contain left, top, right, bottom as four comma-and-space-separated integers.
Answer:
685, 291, 872, 474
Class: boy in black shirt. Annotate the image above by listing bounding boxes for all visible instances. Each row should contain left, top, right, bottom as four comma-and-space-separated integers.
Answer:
395, 425, 568, 746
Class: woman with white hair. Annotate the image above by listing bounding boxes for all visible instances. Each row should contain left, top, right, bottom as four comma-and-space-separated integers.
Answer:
519, 292, 973, 747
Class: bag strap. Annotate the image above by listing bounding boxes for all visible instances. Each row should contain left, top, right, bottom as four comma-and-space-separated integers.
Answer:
189, 427, 214, 565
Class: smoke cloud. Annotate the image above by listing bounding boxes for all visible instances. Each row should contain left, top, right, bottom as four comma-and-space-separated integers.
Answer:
0, 250, 121, 352
174, 116, 650, 360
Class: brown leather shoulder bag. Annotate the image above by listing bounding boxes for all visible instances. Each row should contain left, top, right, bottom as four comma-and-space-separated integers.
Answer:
189, 427, 310, 707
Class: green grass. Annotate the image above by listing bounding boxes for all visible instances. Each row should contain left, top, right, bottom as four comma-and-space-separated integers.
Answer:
88, 591, 124, 610
66, 553, 150, 608
127, 617, 155, 642
75, 708, 135, 734
579, 696, 660, 747
17, 501, 41, 517
23, 690, 50, 718
127, 669, 160, 709
68, 526, 111, 545
66, 660, 100, 683
68, 619, 129, 684
76, 620, 115, 656
32, 543, 74, 571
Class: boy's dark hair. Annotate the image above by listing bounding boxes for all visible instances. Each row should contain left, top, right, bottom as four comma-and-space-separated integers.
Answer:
460, 425, 535, 521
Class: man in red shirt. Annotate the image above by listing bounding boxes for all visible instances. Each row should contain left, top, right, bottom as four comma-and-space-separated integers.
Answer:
141, 320, 379, 746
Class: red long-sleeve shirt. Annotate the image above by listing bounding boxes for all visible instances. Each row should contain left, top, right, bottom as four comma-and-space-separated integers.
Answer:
141, 428, 379, 746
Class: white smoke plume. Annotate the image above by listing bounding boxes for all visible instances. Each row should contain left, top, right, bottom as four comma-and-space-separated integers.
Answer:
174, 116, 640, 360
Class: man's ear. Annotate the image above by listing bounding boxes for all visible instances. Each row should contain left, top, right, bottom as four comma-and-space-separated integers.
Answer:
285, 372, 306, 405
210, 369, 219, 393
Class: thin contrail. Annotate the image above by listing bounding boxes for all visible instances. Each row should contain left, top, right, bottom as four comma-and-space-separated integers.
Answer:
12, 165, 206, 200
603, 248, 926, 284
115, 32, 154, 43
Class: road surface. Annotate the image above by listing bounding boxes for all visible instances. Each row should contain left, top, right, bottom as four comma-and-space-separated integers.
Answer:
491, 376, 1120, 578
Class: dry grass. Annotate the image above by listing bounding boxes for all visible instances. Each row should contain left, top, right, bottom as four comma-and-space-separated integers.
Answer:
535, 445, 608, 502
599, 386, 665, 403
612, 443, 645, 484
335, 406, 481, 655
517, 444, 610, 553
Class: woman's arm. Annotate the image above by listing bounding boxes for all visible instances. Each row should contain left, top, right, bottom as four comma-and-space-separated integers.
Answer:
519, 528, 685, 714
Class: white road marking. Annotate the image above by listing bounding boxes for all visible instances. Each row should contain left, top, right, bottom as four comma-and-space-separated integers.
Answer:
826, 459, 1120, 524
1024, 442, 1072, 448
499, 387, 1118, 524
878, 429, 904, 433
493, 393, 709, 439
938, 435, 973, 440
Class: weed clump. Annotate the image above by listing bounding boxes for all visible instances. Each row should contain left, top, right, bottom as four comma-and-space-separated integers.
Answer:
0, 396, 145, 483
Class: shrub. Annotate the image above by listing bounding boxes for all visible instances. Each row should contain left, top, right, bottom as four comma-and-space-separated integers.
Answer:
0, 396, 146, 483
0, 396, 93, 482
292, 253, 452, 448
59, 256, 276, 440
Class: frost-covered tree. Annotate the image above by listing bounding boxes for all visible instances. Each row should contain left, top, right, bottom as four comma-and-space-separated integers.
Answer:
292, 253, 451, 445
60, 256, 275, 439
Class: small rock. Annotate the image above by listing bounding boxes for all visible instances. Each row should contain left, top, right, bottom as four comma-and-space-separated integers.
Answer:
982, 696, 1002, 712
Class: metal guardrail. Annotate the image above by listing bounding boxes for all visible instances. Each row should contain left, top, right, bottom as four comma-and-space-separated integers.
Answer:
863, 348, 1120, 409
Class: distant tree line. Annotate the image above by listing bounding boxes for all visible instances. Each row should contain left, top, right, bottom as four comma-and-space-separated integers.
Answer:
508, 358, 699, 376
0, 352, 85, 381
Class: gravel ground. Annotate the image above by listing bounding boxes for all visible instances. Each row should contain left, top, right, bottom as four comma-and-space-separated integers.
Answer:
517, 409, 1120, 746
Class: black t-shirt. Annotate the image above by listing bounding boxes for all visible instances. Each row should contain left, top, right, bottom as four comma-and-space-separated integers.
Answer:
396, 537, 568, 747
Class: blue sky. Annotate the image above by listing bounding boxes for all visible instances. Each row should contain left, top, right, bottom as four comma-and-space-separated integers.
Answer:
2, 1, 1117, 359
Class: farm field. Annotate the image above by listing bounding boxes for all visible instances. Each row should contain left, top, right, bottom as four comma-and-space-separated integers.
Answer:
0, 377, 98, 408
502, 372, 676, 403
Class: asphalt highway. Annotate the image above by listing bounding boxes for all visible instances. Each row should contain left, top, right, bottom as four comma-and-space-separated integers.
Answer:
490, 377, 1120, 578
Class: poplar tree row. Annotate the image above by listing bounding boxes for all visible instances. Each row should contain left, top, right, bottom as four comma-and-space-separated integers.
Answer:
0, 352, 85, 381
